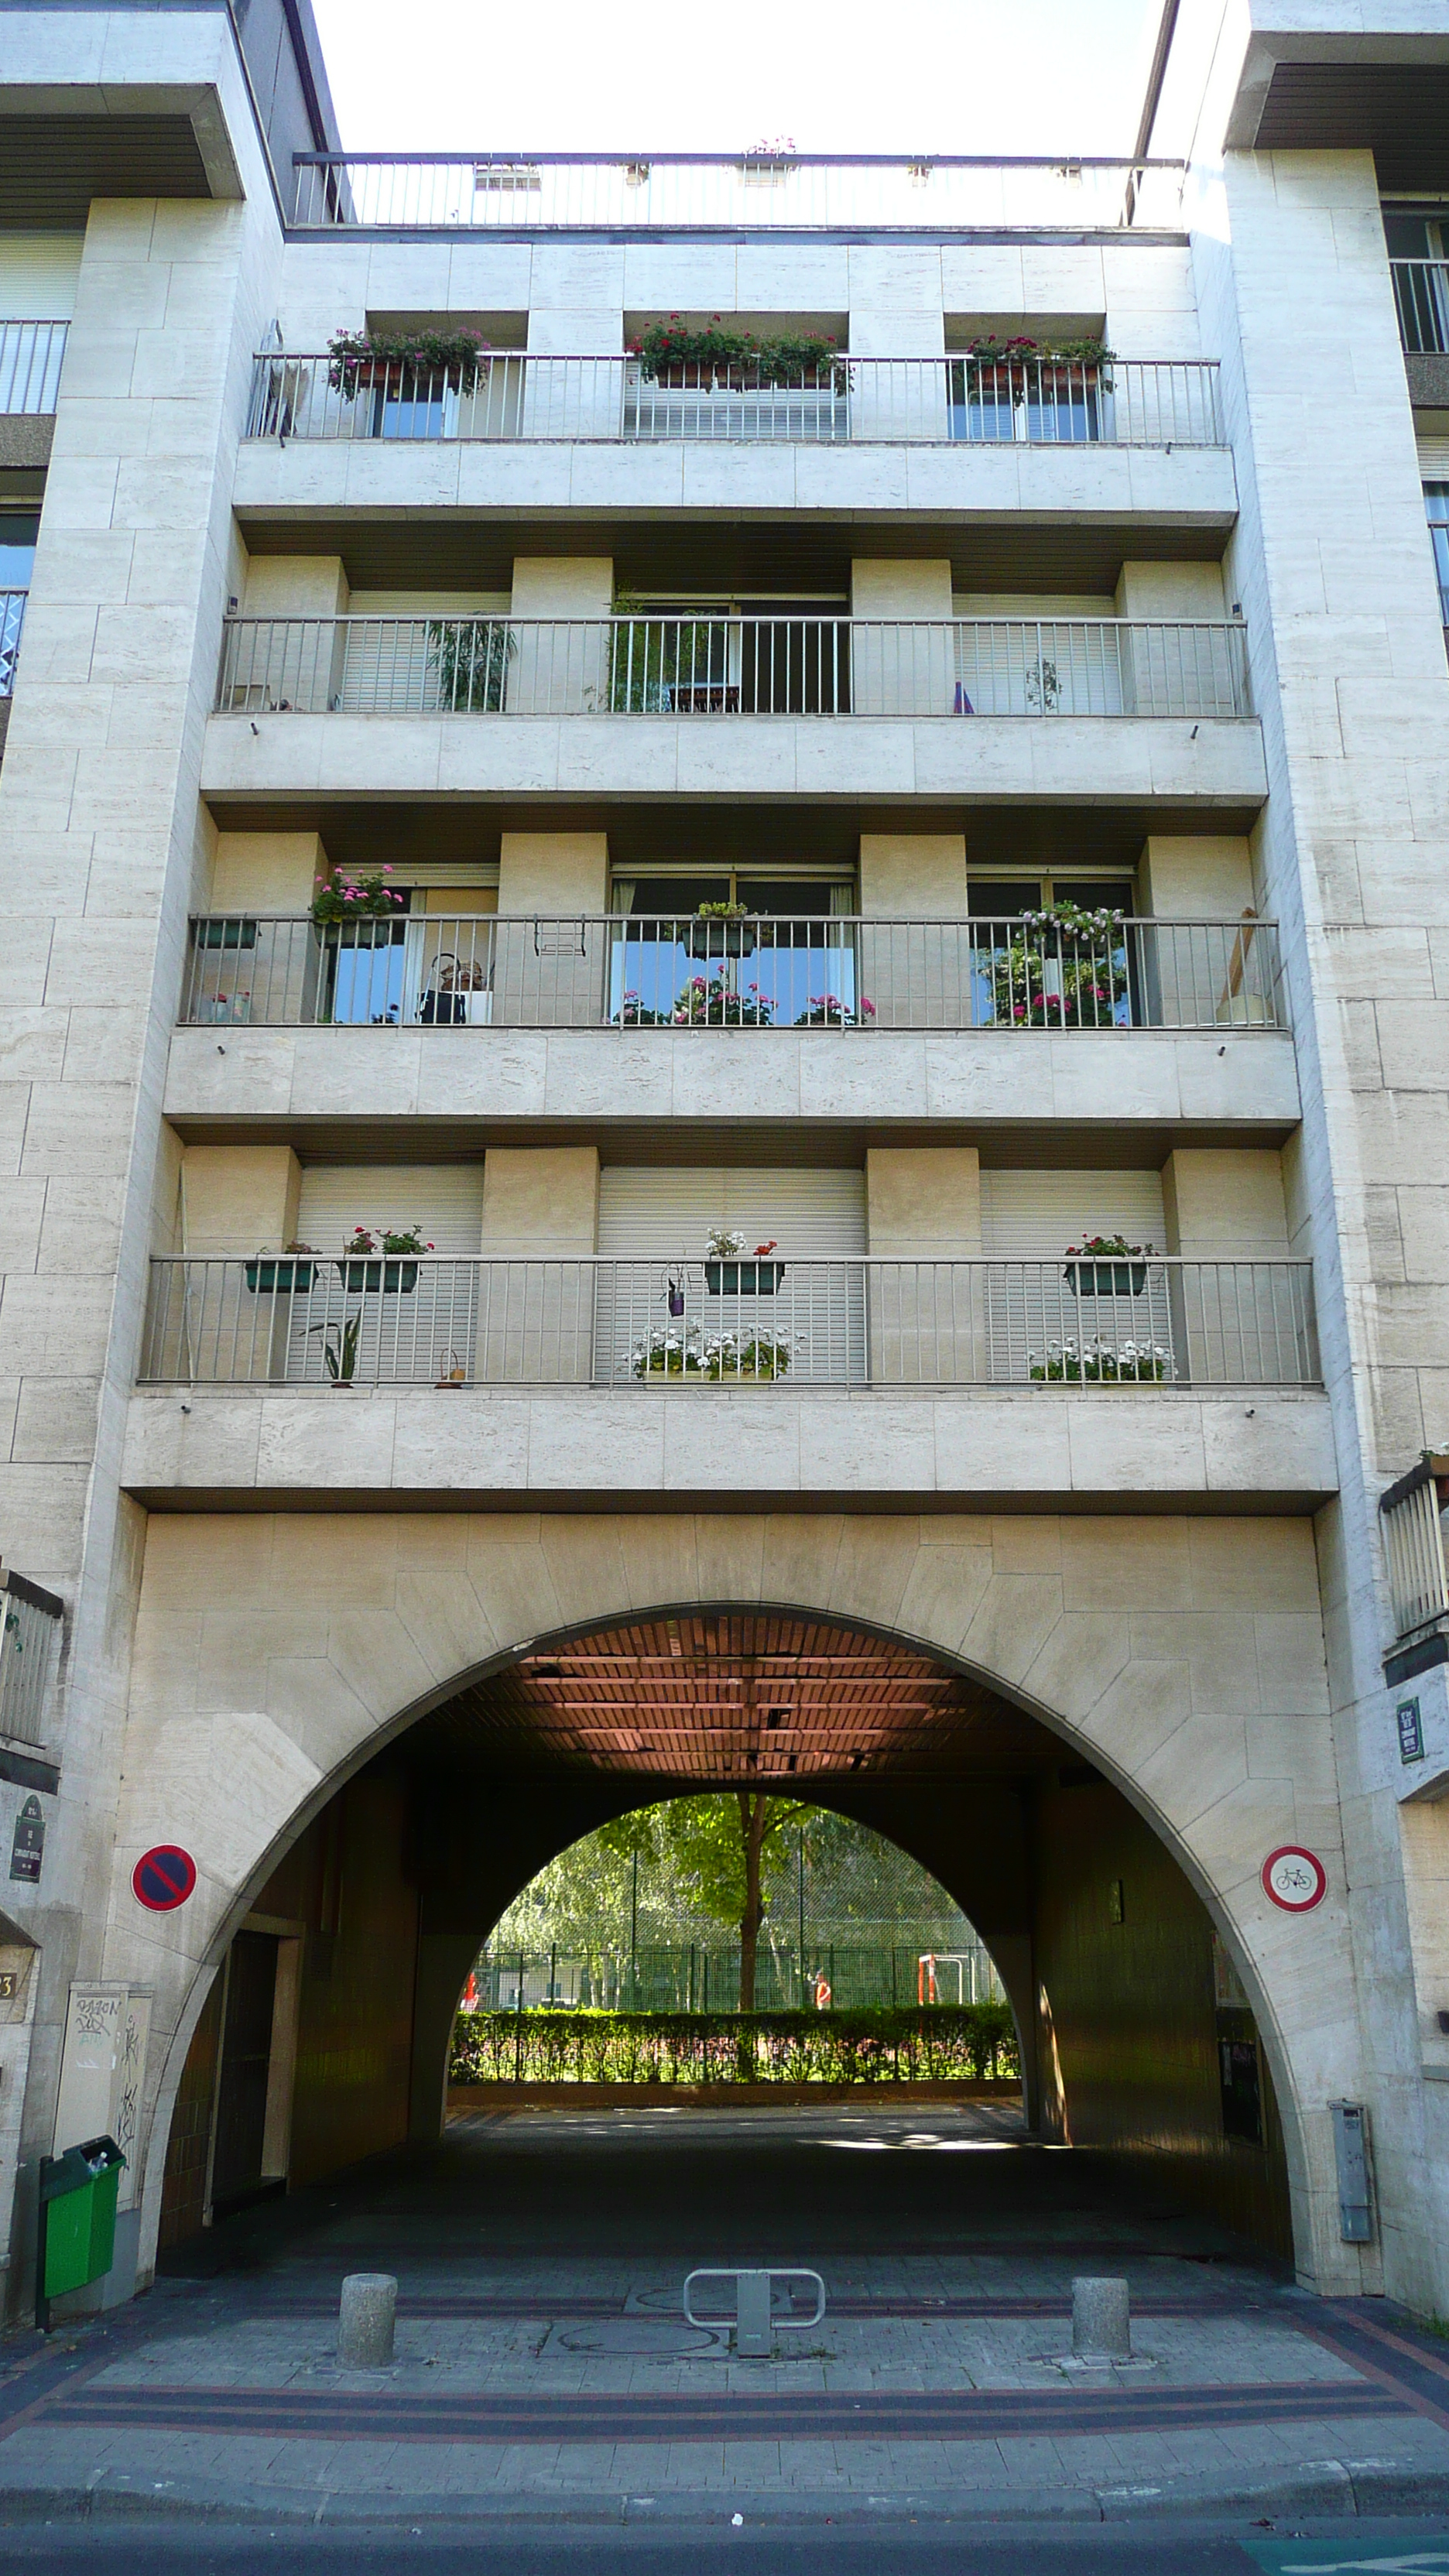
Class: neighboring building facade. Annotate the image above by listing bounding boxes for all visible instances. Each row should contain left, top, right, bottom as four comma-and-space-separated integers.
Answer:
4, 0, 1449, 2314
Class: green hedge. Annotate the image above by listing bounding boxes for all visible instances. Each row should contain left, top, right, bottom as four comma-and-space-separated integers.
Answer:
450, 2002, 1018, 2087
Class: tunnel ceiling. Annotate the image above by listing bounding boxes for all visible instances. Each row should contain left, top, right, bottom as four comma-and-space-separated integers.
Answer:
412, 1608, 1077, 1786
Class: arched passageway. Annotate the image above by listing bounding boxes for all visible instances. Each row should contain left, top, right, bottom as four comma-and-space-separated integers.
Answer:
155, 1607, 1293, 2269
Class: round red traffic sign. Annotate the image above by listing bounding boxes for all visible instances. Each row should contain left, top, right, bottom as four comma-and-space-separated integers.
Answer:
1261, 1845, 1327, 1912
132, 1845, 197, 1911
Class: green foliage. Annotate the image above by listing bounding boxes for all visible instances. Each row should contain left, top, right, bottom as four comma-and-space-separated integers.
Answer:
450, 2002, 1019, 2087
310, 1310, 361, 1382
983, 902, 1129, 1029
605, 593, 717, 712
428, 618, 516, 711
962, 333, 1115, 371
595, 1796, 801, 1931
629, 320, 846, 389
311, 864, 403, 925
327, 327, 491, 395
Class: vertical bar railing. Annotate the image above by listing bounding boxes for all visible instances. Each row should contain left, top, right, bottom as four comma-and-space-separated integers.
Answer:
139, 1258, 1319, 1389
176, 914, 1285, 1033
1391, 260, 1449, 355
0, 590, 27, 697
1381, 1458, 1449, 1639
0, 320, 68, 413
243, 352, 1225, 447
214, 617, 1252, 720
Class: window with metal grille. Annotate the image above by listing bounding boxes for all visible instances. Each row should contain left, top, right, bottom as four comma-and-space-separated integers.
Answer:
0, 1569, 63, 1750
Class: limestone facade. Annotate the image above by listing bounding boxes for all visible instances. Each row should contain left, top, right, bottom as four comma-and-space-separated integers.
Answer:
3, 0, 1449, 2317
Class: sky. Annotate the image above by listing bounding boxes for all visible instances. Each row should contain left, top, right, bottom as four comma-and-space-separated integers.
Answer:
308, 0, 1165, 159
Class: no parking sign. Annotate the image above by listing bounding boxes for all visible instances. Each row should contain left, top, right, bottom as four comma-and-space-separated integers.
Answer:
132, 1845, 197, 1911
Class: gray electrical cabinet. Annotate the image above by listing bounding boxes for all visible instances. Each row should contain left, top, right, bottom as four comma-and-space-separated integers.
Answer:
1331, 2100, 1374, 2242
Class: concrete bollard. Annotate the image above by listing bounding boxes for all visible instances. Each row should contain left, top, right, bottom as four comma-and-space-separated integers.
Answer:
337, 2272, 397, 2370
1071, 2276, 1131, 2362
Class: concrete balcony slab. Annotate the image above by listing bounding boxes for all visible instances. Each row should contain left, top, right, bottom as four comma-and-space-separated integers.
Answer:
121, 1383, 1338, 1513
231, 436, 1239, 533
199, 709, 1269, 809
162, 1022, 1301, 1141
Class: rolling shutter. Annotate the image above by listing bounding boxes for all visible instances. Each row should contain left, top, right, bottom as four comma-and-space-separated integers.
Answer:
596, 1167, 866, 1384
287, 1167, 486, 1385
979, 1170, 1169, 1383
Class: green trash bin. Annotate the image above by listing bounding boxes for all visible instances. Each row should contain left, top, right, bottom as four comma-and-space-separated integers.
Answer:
39, 2134, 125, 2307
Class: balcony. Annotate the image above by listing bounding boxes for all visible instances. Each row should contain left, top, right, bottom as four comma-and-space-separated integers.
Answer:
217, 614, 1252, 722
1390, 261, 1449, 402
1382, 1454, 1449, 1646
0, 320, 67, 416
125, 1253, 1331, 1509
246, 353, 1225, 450
289, 152, 1187, 234
179, 911, 1286, 1036
139, 1255, 1318, 1392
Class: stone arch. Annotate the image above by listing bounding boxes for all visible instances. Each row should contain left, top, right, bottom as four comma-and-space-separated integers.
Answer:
114, 1509, 1356, 2287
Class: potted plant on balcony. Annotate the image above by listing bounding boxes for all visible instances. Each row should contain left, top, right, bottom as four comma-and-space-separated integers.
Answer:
1062, 1235, 1153, 1297
245, 1241, 320, 1294
312, 865, 405, 926
632, 1321, 705, 1377
310, 1309, 363, 1387
338, 1225, 433, 1293
794, 992, 877, 1028
704, 1328, 792, 1380
428, 616, 516, 712
629, 317, 847, 393
1029, 1336, 1170, 1383
683, 901, 757, 960
703, 1228, 785, 1295
326, 326, 492, 401
985, 903, 1128, 1028
961, 331, 1115, 395
670, 977, 773, 1026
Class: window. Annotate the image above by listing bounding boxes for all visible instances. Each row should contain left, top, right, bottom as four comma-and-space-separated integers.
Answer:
608, 866, 856, 1028
1384, 209, 1449, 350
0, 512, 38, 696
1426, 488, 1449, 626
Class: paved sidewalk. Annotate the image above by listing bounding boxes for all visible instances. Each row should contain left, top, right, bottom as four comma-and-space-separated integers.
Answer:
4, 2105, 1449, 2526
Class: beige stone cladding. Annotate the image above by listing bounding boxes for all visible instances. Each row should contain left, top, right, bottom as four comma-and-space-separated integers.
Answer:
1183, 122, 1449, 2316
0, 7, 286, 2305
116, 1507, 1357, 2290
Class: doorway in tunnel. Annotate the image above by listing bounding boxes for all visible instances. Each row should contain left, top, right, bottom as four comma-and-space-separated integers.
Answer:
156, 1605, 1294, 2273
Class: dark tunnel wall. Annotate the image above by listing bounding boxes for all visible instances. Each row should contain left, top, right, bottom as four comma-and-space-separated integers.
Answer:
1032, 1773, 1293, 2259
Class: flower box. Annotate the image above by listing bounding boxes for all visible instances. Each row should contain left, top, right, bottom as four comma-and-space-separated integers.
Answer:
1064, 1260, 1147, 1297
245, 1258, 318, 1293
339, 1258, 420, 1293
705, 1261, 786, 1295
684, 920, 756, 958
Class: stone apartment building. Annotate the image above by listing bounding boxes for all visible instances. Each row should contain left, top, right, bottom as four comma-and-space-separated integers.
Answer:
2, 0, 1449, 2320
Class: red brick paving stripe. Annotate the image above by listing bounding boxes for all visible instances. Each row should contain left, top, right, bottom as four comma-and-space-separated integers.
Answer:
39, 2380, 1406, 2447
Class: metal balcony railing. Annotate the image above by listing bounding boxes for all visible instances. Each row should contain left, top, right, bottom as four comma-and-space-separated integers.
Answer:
245, 352, 1225, 449
0, 591, 26, 697
1392, 260, 1449, 353
215, 615, 1252, 721
289, 152, 1187, 235
179, 912, 1286, 1035
1381, 1454, 1449, 1640
0, 320, 67, 413
0, 1565, 63, 1751
139, 1256, 1319, 1392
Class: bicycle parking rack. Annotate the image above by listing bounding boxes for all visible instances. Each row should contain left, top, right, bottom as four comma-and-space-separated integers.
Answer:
683, 2266, 826, 2357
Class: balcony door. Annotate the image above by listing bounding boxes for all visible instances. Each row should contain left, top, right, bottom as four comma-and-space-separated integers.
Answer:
608, 872, 857, 1030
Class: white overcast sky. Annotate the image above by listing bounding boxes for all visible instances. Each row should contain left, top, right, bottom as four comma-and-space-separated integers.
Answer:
309, 0, 1163, 158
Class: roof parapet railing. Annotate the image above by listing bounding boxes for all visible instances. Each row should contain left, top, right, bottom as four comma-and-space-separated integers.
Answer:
290, 152, 1189, 235
1381, 1452, 1449, 1642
